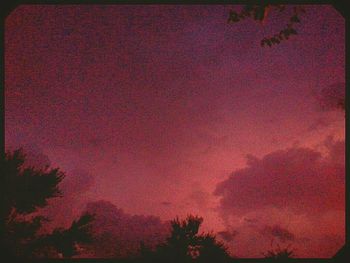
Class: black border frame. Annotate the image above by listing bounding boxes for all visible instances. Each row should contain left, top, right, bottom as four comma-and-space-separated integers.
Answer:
0, 1, 348, 262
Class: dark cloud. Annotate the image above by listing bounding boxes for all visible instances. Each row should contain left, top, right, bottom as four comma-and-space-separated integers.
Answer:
317, 82, 345, 112
214, 139, 345, 215
215, 207, 344, 258
307, 117, 332, 132
218, 230, 238, 242
81, 200, 169, 258
214, 138, 345, 257
260, 224, 295, 242
324, 136, 344, 164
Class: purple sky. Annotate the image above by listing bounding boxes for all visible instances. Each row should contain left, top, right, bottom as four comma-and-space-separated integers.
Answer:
5, 5, 344, 258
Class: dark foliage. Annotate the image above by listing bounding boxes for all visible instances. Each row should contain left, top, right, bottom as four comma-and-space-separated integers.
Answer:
139, 215, 230, 263
0, 149, 94, 258
228, 5, 306, 47
1, 149, 64, 218
196, 233, 231, 263
262, 243, 295, 259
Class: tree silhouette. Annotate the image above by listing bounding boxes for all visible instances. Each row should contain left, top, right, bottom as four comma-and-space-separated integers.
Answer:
36, 213, 94, 258
0, 148, 94, 258
141, 215, 230, 263
228, 4, 306, 47
262, 243, 295, 260
196, 233, 230, 263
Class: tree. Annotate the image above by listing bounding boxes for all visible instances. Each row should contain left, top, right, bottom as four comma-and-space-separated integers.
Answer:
141, 215, 230, 263
228, 4, 306, 47
36, 213, 94, 258
262, 243, 295, 260
0, 148, 94, 258
196, 233, 231, 263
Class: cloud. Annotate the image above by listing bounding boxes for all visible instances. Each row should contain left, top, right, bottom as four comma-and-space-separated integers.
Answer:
317, 82, 345, 112
214, 139, 345, 215
260, 224, 295, 243
323, 136, 344, 165
218, 230, 238, 242
307, 117, 332, 132
214, 138, 344, 257
80, 200, 170, 258
215, 207, 344, 258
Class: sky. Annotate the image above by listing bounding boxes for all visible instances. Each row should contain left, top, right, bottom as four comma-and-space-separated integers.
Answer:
5, 5, 345, 258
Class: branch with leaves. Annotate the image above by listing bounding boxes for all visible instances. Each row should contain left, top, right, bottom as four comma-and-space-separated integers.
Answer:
228, 5, 306, 47
38, 213, 95, 258
1, 149, 95, 258
140, 215, 230, 262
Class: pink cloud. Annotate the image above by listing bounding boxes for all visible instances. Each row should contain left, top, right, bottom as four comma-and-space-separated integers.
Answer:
214, 139, 344, 215
214, 138, 344, 257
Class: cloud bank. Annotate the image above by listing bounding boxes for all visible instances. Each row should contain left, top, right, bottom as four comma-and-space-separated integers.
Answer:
80, 200, 169, 258
214, 138, 344, 257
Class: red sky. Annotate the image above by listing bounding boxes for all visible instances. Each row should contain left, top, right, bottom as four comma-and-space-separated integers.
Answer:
5, 5, 344, 258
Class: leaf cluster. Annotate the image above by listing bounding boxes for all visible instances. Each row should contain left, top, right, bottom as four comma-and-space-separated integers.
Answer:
39, 213, 95, 258
1, 149, 95, 258
228, 5, 306, 47
1, 149, 64, 217
141, 215, 230, 263
262, 243, 295, 259
228, 4, 271, 23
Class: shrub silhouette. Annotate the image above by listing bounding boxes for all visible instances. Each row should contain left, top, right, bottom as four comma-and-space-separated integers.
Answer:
196, 233, 230, 263
140, 215, 230, 263
0, 148, 94, 258
263, 243, 295, 259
